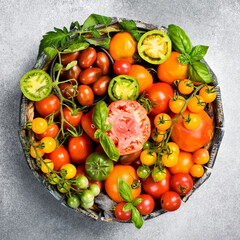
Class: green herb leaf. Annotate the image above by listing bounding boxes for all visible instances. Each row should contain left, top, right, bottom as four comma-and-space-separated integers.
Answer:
94, 129, 103, 139
70, 21, 81, 31
132, 198, 143, 207
168, 24, 192, 54
53, 63, 63, 72
92, 100, 109, 129
100, 37, 111, 50
92, 14, 112, 26
43, 47, 57, 60
92, 29, 101, 38
64, 60, 77, 71
129, 30, 142, 41
190, 45, 209, 62
177, 53, 190, 65
189, 62, 212, 83
118, 177, 132, 202
119, 20, 136, 30
85, 38, 101, 46
82, 14, 99, 30
131, 206, 143, 229
99, 133, 120, 161
62, 42, 89, 53
123, 202, 133, 212
102, 124, 113, 133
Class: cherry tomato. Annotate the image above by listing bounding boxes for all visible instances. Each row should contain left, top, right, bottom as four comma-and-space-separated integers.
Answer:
61, 163, 77, 179
152, 167, 167, 182
142, 168, 171, 199
188, 95, 206, 113
80, 189, 94, 203
65, 65, 81, 83
40, 137, 56, 153
161, 191, 181, 211
32, 117, 48, 134
170, 173, 193, 196
157, 51, 188, 84
115, 202, 132, 221
162, 152, 178, 167
59, 83, 76, 100
104, 165, 141, 203
136, 194, 155, 215
199, 85, 216, 103
190, 164, 204, 178
57, 181, 71, 193
183, 113, 201, 130
113, 59, 131, 75
109, 32, 137, 64
68, 134, 92, 165
30, 142, 45, 159
89, 184, 100, 197
137, 166, 151, 180
94, 52, 109, 75
61, 107, 83, 130
145, 82, 174, 115
67, 195, 81, 208
168, 151, 193, 175
75, 175, 89, 189
193, 148, 209, 165
78, 47, 97, 68
41, 159, 54, 173
77, 85, 94, 107
45, 145, 70, 171
169, 96, 186, 114
78, 67, 102, 85
35, 123, 59, 141
35, 94, 60, 118
131, 158, 142, 169
151, 128, 166, 143
61, 51, 80, 66
166, 142, 180, 155
140, 150, 157, 166
92, 75, 111, 96
154, 113, 172, 131
48, 174, 59, 185
178, 79, 194, 95
128, 65, 153, 94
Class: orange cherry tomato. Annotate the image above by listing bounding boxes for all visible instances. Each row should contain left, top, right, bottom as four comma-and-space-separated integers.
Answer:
169, 95, 186, 114
30, 142, 45, 159
190, 164, 204, 178
154, 113, 172, 131
199, 85, 217, 103
140, 150, 157, 166
35, 123, 59, 141
183, 113, 201, 130
151, 128, 166, 143
188, 95, 206, 113
178, 79, 194, 95
162, 152, 178, 167
166, 142, 180, 155
193, 148, 210, 165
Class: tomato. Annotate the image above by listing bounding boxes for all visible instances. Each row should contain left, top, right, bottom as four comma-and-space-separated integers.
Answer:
30, 142, 45, 159
170, 110, 213, 152
105, 100, 151, 155
157, 51, 188, 84
119, 149, 142, 165
48, 174, 59, 185
92, 75, 111, 96
88, 184, 100, 197
81, 200, 94, 209
131, 158, 142, 169
136, 194, 155, 215
145, 82, 174, 115
59, 83, 76, 100
137, 166, 151, 180
128, 65, 153, 94
169, 96, 186, 114
188, 95, 206, 113
166, 142, 180, 155
115, 202, 132, 221
57, 181, 71, 193
67, 195, 81, 208
140, 150, 157, 166
65, 65, 81, 82
109, 32, 137, 64
31, 117, 48, 134
45, 145, 70, 171
78, 47, 97, 68
154, 113, 172, 131
161, 191, 181, 211
81, 108, 99, 142
151, 128, 166, 143
168, 151, 193, 175
76, 85, 94, 107
170, 173, 193, 196
35, 94, 60, 118
61, 107, 83, 130
61, 52, 80, 66
81, 189, 94, 203
152, 167, 167, 182
113, 59, 131, 75
35, 123, 59, 140
78, 67, 102, 85
178, 79, 194, 95
61, 163, 77, 179
41, 159, 54, 173
94, 52, 109, 75
199, 85, 216, 103
104, 165, 141, 203
75, 175, 89, 189
162, 152, 178, 167
40, 137, 56, 153
142, 168, 171, 199
183, 113, 201, 130
190, 164, 204, 178
193, 148, 209, 165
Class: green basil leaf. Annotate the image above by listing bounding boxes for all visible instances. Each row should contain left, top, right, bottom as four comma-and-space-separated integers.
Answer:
118, 177, 132, 202
102, 124, 113, 133
53, 63, 63, 72
100, 133, 120, 161
131, 206, 143, 229
177, 53, 190, 65
82, 14, 99, 30
62, 42, 89, 53
132, 198, 143, 207
94, 129, 103, 139
92, 14, 112, 26
190, 45, 209, 62
92, 100, 108, 129
168, 24, 192, 54
100, 37, 111, 50
123, 202, 133, 212
189, 62, 212, 83
64, 60, 77, 71
92, 29, 101, 38
44, 47, 57, 60
119, 20, 136, 30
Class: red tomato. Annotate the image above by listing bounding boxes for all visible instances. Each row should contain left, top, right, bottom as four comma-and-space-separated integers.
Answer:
35, 94, 60, 118
45, 145, 70, 171
59, 83, 76, 100
105, 100, 151, 155
68, 134, 92, 165
142, 168, 171, 199
78, 67, 102, 85
76, 85, 94, 107
170, 110, 213, 152
92, 76, 111, 96
170, 173, 193, 196
145, 83, 174, 115
61, 52, 80, 66
60, 107, 83, 130
161, 191, 181, 211
113, 59, 131, 75
35, 123, 59, 140
119, 150, 142, 165
65, 65, 81, 82
78, 47, 97, 68
94, 52, 110, 75
136, 194, 155, 215
115, 202, 132, 221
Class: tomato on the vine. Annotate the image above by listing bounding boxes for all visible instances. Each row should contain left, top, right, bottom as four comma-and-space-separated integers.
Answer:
61, 163, 77, 179
170, 173, 193, 196
41, 159, 54, 173
31, 118, 48, 134
61, 107, 83, 130
169, 96, 186, 114
161, 191, 181, 211
199, 85, 216, 103
140, 150, 157, 166
30, 142, 45, 159
188, 95, 206, 113
154, 113, 172, 131
162, 152, 178, 167
40, 137, 56, 153
178, 79, 194, 95
35, 123, 59, 140
136, 194, 155, 215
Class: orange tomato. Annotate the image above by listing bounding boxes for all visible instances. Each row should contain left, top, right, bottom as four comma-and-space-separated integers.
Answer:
188, 95, 206, 113
104, 165, 141, 203
178, 79, 194, 95
169, 96, 186, 114
199, 85, 217, 103
30, 142, 45, 159
190, 164, 204, 178
193, 148, 210, 165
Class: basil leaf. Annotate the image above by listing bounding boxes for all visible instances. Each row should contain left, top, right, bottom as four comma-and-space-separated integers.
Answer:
123, 202, 133, 212
82, 14, 99, 30
64, 60, 77, 71
44, 47, 57, 60
119, 20, 136, 30
92, 14, 112, 26
85, 38, 101, 46
168, 24, 192, 54
190, 45, 209, 62
100, 37, 111, 50
53, 63, 63, 72
118, 177, 132, 202
131, 206, 143, 229
132, 198, 143, 207
100, 133, 120, 161
62, 42, 89, 53
92, 100, 108, 129
177, 53, 190, 65
92, 29, 101, 38
189, 62, 212, 83
102, 124, 113, 133
94, 129, 102, 139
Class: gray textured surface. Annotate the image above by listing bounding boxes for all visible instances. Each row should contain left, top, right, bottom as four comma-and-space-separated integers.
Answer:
1, 0, 240, 239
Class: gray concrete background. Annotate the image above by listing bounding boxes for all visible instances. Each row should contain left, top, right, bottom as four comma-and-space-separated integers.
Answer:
1, 0, 240, 239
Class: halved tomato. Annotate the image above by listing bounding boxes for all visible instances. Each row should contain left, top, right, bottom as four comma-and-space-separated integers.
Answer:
106, 100, 151, 155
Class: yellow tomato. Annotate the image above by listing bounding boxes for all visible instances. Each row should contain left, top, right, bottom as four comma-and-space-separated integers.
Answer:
140, 150, 157, 166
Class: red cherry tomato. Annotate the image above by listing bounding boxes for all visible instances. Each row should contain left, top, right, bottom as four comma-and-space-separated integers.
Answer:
59, 83, 76, 100
61, 52, 80, 66
136, 194, 155, 215
78, 67, 102, 85
35, 123, 59, 140
113, 59, 131, 75
78, 47, 97, 68
94, 52, 110, 75
115, 202, 132, 221
92, 75, 111, 96
76, 85, 94, 107
65, 65, 81, 83
170, 173, 193, 196
61, 107, 83, 130
161, 191, 181, 211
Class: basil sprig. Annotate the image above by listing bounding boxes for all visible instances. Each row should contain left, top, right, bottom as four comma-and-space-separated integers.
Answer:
168, 24, 212, 83
92, 101, 120, 161
118, 178, 143, 229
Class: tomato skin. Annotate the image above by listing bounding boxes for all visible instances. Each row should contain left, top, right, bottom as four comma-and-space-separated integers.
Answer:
129, 65, 153, 94
145, 82, 174, 115
35, 94, 60, 118
78, 47, 97, 68
170, 110, 213, 152
31, 118, 48, 134
78, 67, 102, 85
157, 51, 188, 84
115, 202, 132, 221
170, 173, 193, 196
193, 148, 209, 165
142, 168, 171, 199
76, 85, 94, 107
104, 165, 141, 203
65, 65, 81, 83
109, 32, 137, 64
94, 52, 109, 75
68, 134, 92, 165
92, 75, 111, 96
119, 149, 142, 165
35, 123, 59, 140
61, 52, 80, 66
131, 158, 142, 169
136, 194, 155, 215
61, 107, 83, 130
113, 59, 131, 75
59, 83, 76, 100
161, 191, 181, 211
45, 145, 70, 171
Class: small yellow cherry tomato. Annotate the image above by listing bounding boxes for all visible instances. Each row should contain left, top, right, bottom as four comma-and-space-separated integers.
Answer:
151, 167, 167, 182
32, 117, 48, 134
41, 159, 54, 173
178, 79, 194, 95
166, 142, 180, 155
60, 164, 77, 179
193, 148, 210, 165
154, 113, 172, 131
40, 137, 56, 153
199, 85, 216, 103
140, 150, 157, 166
57, 181, 71, 193
183, 113, 201, 130
188, 95, 206, 113
162, 152, 178, 167
30, 142, 45, 159
48, 174, 59, 185
151, 128, 166, 143
169, 95, 187, 113
190, 164, 204, 178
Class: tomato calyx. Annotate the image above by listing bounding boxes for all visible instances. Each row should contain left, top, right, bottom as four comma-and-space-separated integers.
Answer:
131, 179, 141, 189
138, 92, 160, 114
179, 184, 189, 194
